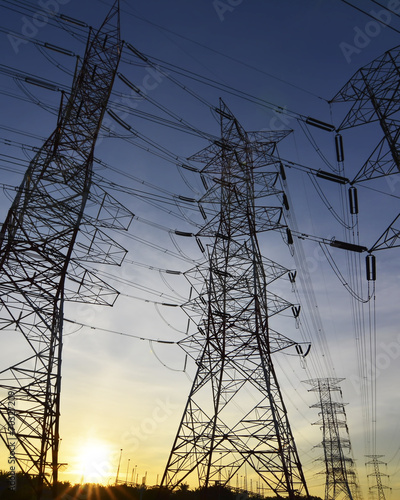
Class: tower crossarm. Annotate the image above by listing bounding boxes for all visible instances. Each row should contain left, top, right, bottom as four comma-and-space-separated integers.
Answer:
331, 45, 400, 182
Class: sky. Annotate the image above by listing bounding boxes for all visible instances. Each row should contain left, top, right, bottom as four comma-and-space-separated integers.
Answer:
0, 0, 400, 498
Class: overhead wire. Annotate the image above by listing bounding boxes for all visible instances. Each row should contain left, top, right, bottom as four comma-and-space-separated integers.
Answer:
112, 0, 328, 101
369, 0, 400, 18
122, 44, 215, 112
0, 0, 345, 176
0, 129, 206, 232
369, 279, 378, 455
339, 0, 400, 35
14, 79, 58, 114
123, 45, 325, 127
119, 230, 200, 265
0, 0, 89, 38
335, 134, 375, 458
115, 71, 216, 141
0, 14, 339, 170
319, 243, 372, 302
35, 44, 75, 76
94, 268, 182, 304
124, 258, 182, 275
64, 317, 177, 344
297, 120, 336, 171
148, 340, 187, 372
278, 194, 337, 380
154, 302, 187, 334
0, 0, 396, 478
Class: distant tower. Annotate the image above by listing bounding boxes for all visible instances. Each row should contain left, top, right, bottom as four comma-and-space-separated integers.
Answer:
161, 100, 309, 499
305, 378, 362, 500
365, 455, 391, 500
0, 2, 123, 498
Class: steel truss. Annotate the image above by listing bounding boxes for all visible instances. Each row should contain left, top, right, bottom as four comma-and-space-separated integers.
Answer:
331, 45, 400, 252
0, 2, 126, 498
331, 45, 400, 183
305, 378, 362, 500
365, 455, 390, 500
161, 100, 309, 499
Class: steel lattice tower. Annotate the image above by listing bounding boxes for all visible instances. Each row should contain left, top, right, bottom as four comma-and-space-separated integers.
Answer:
331, 45, 400, 184
365, 455, 390, 500
305, 379, 362, 500
331, 44, 400, 251
0, 2, 122, 498
161, 100, 309, 499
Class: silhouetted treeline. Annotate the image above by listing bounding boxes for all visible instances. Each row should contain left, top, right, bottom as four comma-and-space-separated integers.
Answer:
0, 471, 322, 500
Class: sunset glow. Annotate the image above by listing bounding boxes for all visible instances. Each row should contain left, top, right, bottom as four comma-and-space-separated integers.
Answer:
74, 439, 114, 485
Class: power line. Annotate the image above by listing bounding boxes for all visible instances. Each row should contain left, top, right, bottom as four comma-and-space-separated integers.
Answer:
64, 318, 177, 344
112, 0, 327, 101
368, 0, 400, 18
339, 0, 400, 35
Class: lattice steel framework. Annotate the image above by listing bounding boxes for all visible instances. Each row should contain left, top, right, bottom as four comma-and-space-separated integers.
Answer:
331, 45, 400, 183
365, 455, 390, 500
305, 378, 362, 500
0, 2, 124, 498
331, 45, 400, 252
161, 100, 309, 499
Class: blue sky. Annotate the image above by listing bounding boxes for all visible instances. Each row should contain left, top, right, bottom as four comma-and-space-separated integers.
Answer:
1, 0, 400, 497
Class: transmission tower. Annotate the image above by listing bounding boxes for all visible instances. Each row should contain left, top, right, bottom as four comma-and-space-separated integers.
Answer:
0, 2, 124, 498
161, 100, 309, 499
305, 378, 362, 500
365, 455, 391, 500
331, 45, 400, 252
331, 45, 400, 183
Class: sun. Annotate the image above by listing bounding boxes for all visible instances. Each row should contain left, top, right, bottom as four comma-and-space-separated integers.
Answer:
74, 439, 114, 485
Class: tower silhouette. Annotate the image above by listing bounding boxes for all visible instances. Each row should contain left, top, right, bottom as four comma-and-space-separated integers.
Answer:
0, 2, 123, 498
161, 100, 309, 498
305, 378, 362, 500
331, 45, 400, 182
365, 455, 391, 500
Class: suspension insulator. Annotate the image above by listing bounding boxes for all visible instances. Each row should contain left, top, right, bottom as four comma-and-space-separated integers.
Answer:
286, 227, 293, 245
280, 162, 286, 181
295, 344, 303, 355
198, 204, 207, 220
196, 236, 205, 253
292, 305, 301, 318
366, 254, 376, 281
348, 186, 358, 215
335, 133, 344, 163
282, 193, 290, 211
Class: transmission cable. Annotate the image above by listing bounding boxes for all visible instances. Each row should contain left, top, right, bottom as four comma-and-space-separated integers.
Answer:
307, 173, 355, 229
113, 0, 327, 101
0, 0, 89, 36
0, 131, 205, 228
64, 318, 177, 344
319, 244, 372, 302
278, 165, 337, 380
338, 0, 400, 35
35, 45, 75, 77
369, 0, 400, 18
298, 120, 336, 171
95, 269, 183, 304
148, 340, 187, 373
123, 46, 325, 127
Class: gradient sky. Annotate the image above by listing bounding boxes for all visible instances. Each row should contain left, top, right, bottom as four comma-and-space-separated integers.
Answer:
1, 0, 400, 498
